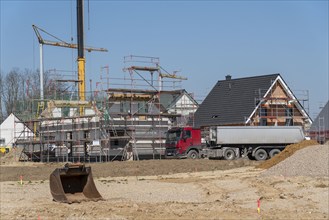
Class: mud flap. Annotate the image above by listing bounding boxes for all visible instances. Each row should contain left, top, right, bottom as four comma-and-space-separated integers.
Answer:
50, 163, 103, 203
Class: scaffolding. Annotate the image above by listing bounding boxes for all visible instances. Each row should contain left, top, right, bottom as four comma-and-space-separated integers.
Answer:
13, 55, 197, 162
252, 82, 310, 127
118, 55, 188, 160
318, 117, 325, 144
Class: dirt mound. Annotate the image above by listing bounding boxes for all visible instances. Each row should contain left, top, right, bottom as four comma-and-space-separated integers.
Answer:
0, 147, 22, 164
256, 140, 318, 169
261, 144, 328, 177
0, 159, 260, 182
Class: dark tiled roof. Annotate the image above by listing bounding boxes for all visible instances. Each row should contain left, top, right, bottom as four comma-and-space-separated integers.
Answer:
194, 74, 280, 128
310, 101, 329, 131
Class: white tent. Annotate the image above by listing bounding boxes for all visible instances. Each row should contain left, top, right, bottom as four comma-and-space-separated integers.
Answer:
0, 113, 33, 147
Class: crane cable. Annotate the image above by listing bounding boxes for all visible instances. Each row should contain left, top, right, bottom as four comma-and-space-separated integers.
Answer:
32, 29, 35, 71
88, 0, 90, 30
70, 0, 74, 74
35, 25, 67, 44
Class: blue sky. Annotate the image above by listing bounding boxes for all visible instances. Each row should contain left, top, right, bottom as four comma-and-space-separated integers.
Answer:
1, 0, 328, 118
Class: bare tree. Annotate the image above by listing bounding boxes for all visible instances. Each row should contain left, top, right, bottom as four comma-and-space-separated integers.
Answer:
43, 70, 71, 100
2, 68, 72, 118
0, 70, 3, 122
24, 69, 68, 100
24, 69, 39, 100
3, 68, 22, 115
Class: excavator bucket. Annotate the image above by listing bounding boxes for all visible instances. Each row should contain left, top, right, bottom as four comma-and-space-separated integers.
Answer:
50, 163, 103, 203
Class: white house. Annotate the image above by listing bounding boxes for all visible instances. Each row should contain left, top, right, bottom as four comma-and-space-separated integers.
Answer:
0, 113, 34, 147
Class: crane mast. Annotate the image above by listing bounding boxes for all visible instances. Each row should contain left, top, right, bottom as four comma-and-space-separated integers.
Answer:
77, 0, 85, 102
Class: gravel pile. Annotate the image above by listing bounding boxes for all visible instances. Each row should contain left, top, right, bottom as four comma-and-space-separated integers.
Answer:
0, 147, 22, 164
261, 144, 329, 177
257, 140, 318, 169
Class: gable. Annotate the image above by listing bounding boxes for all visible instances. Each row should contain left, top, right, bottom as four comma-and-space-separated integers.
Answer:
0, 113, 15, 127
246, 75, 312, 126
270, 83, 288, 99
0, 113, 33, 146
167, 93, 199, 115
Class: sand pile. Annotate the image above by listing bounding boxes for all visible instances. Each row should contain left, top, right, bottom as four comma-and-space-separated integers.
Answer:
0, 147, 23, 164
261, 143, 329, 177
257, 140, 318, 169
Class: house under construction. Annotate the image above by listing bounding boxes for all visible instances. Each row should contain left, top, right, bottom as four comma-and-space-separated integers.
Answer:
14, 56, 199, 162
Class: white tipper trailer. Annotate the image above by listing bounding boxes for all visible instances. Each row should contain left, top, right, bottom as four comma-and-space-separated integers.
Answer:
203, 126, 306, 161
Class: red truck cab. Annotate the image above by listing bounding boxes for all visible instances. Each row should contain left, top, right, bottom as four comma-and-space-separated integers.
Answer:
165, 127, 202, 159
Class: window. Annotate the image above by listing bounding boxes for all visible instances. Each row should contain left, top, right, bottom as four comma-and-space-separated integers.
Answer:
260, 118, 267, 126
84, 131, 90, 139
145, 103, 149, 113
167, 129, 182, 141
285, 118, 293, 126
62, 107, 70, 117
66, 132, 72, 140
286, 108, 293, 117
260, 108, 267, 116
184, 130, 191, 138
285, 108, 293, 126
259, 108, 267, 126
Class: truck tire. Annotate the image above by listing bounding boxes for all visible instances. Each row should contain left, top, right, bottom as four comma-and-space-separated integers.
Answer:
269, 149, 281, 158
223, 148, 235, 160
254, 149, 268, 161
187, 150, 199, 159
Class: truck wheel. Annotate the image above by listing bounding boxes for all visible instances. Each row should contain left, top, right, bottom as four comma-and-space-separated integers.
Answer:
254, 149, 268, 161
187, 150, 199, 159
269, 149, 281, 158
223, 148, 235, 160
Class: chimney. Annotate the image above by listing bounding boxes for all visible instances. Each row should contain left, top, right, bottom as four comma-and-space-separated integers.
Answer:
225, 75, 232, 80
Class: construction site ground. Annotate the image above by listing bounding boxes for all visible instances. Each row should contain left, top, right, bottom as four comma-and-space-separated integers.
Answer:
0, 142, 328, 219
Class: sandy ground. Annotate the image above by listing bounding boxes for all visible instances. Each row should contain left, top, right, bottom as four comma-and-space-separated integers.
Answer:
0, 158, 328, 220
